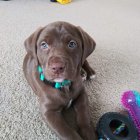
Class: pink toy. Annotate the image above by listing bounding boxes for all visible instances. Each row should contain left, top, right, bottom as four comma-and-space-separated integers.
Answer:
121, 90, 140, 140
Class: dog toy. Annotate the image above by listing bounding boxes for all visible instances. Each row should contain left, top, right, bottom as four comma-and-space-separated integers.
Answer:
50, 0, 71, 4
96, 112, 138, 140
121, 90, 140, 140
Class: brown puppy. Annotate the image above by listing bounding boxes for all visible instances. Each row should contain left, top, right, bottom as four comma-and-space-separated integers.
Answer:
23, 21, 96, 140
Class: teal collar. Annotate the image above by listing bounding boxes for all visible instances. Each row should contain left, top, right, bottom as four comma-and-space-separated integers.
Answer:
37, 66, 71, 89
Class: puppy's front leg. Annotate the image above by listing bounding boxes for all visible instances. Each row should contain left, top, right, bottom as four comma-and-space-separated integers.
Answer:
82, 60, 96, 80
43, 109, 83, 140
74, 91, 97, 140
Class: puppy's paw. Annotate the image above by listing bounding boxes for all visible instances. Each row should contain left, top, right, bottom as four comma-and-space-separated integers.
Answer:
81, 69, 87, 81
87, 69, 96, 80
81, 68, 96, 81
89, 74, 96, 80
82, 74, 87, 81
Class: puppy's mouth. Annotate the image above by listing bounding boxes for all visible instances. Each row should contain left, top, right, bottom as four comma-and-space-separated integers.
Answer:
44, 71, 75, 83
48, 74, 70, 82
44, 71, 69, 82
53, 78, 65, 82
43, 64, 76, 82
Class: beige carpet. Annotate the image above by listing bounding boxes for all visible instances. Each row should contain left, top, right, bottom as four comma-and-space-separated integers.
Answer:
0, 0, 140, 139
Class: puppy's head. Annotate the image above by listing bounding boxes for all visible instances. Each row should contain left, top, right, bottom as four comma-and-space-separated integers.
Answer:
24, 21, 96, 82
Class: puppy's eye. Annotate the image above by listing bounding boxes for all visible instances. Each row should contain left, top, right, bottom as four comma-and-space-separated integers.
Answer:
41, 41, 48, 49
68, 40, 77, 48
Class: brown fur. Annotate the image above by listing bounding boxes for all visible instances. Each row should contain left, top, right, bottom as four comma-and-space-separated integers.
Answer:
23, 21, 96, 140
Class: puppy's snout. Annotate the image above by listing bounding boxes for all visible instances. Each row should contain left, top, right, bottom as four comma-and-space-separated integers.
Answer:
49, 57, 65, 74
51, 63, 65, 74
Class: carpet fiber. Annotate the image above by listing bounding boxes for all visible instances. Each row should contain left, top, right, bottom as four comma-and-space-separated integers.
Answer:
0, 0, 140, 139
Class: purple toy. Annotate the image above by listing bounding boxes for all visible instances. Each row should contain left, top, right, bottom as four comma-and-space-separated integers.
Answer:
121, 90, 140, 140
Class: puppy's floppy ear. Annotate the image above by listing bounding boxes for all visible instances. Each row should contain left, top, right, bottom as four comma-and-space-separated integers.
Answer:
24, 27, 44, 65
77, 27, 96, 65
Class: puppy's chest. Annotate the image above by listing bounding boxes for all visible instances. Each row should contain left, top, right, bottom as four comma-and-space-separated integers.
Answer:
59, 86, 76, 108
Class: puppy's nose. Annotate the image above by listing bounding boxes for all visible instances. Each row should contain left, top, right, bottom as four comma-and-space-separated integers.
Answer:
51, 63, 65, 74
